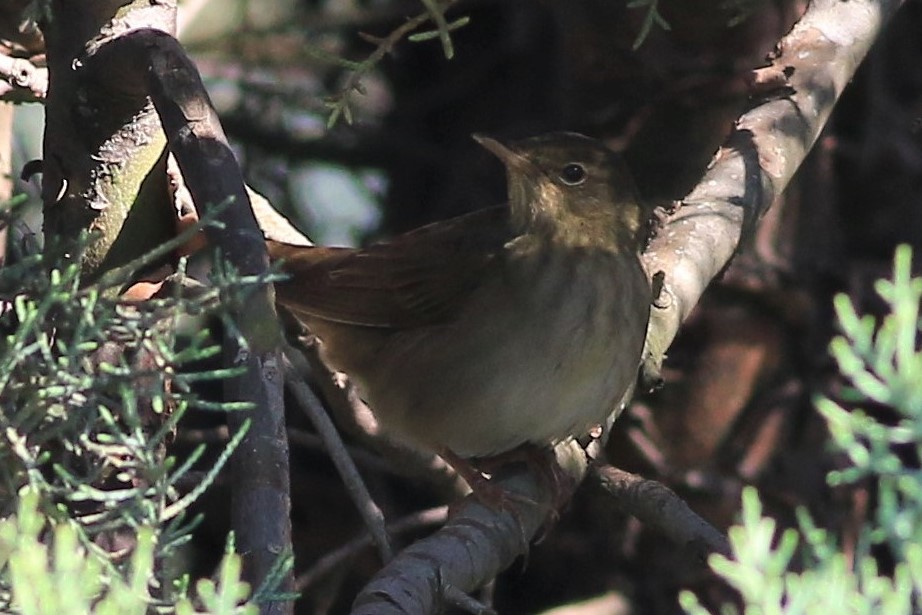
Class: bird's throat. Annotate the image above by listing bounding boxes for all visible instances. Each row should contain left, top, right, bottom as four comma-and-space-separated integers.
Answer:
511, 189, 640, 255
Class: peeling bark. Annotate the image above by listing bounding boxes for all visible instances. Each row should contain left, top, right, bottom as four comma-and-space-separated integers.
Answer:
40, 0, 176, 278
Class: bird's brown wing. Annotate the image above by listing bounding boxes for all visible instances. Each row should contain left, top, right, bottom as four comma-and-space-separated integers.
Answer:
268, 206, 513, 328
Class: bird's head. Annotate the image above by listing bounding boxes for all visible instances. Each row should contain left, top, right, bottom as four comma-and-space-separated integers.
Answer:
474, 132, 651, 253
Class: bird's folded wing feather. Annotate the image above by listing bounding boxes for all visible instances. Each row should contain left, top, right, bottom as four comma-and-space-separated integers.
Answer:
268, 206, 514, 328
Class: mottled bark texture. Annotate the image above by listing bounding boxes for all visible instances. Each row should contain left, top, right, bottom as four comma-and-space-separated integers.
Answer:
39, 5, 292, 611
41, 0, 176, 277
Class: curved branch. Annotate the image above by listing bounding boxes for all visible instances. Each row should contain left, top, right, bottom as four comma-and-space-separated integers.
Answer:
283, 352, 394, 564
85, 28, 292, 611
351, 465, 557, 615
146, 32, 292, 609
641, 0, 905, 377
350, 440, 590, 612
352, 1, 905, 611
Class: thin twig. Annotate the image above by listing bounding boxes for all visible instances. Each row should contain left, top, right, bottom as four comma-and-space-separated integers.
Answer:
295, 506, 448, 591
418, 0, 455, 59
319, 0, 462, 126
292, 340, 465, 494
282, 351, 394, 564
287, 427, 398, 476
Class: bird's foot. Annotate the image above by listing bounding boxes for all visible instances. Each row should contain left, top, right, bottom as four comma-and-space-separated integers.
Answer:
438, 447, 537, 510
473, 445, 578, 513
439, 445, 578, 545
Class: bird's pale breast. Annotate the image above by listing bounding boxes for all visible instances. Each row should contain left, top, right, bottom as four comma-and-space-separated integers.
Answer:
348, 246, 650, 457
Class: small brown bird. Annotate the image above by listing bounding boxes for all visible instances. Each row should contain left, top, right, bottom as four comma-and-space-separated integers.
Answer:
270, 132, 654, 496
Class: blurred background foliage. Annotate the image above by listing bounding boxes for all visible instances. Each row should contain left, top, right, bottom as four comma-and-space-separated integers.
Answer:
4, 0, 922, 613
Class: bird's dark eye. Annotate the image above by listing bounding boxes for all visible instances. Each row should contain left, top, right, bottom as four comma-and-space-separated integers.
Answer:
559, 163, 588, 186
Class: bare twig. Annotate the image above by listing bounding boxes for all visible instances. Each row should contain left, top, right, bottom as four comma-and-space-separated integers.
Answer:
641, 0, 906, 382
352, 441, 588, 614
286, 428, 399, 476
283, 352, 394, 564
315, 0, 462, 126
591, 462, 731, 561
295, 506, 448, 591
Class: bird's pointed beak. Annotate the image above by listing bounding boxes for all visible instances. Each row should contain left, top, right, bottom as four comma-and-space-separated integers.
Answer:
472, 134, 533, 173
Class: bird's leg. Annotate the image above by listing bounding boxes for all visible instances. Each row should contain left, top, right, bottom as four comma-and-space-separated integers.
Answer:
438, 447, 539, 552
439, 444, 578, 514
437, 447, 537, 510
473, 444, 579, 513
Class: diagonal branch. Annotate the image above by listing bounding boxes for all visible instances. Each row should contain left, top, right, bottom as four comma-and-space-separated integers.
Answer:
353, 1, 905, 611
351, 464, 557, 615
641, 0, 905, 379
283, 352, 394, 564
591, 462, 731, 561
83, 28, 292, 613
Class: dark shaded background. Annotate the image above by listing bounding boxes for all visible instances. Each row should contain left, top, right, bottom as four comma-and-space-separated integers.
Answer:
172, 0, 922, 612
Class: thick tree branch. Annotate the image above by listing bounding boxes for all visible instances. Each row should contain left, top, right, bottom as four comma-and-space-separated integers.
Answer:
641, 0, 905, 378
351, 463, 558, 615
86, 28, 292, 612
353, 1, 905, 611
40, 1, 175, 277
1, 1, 46, 102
